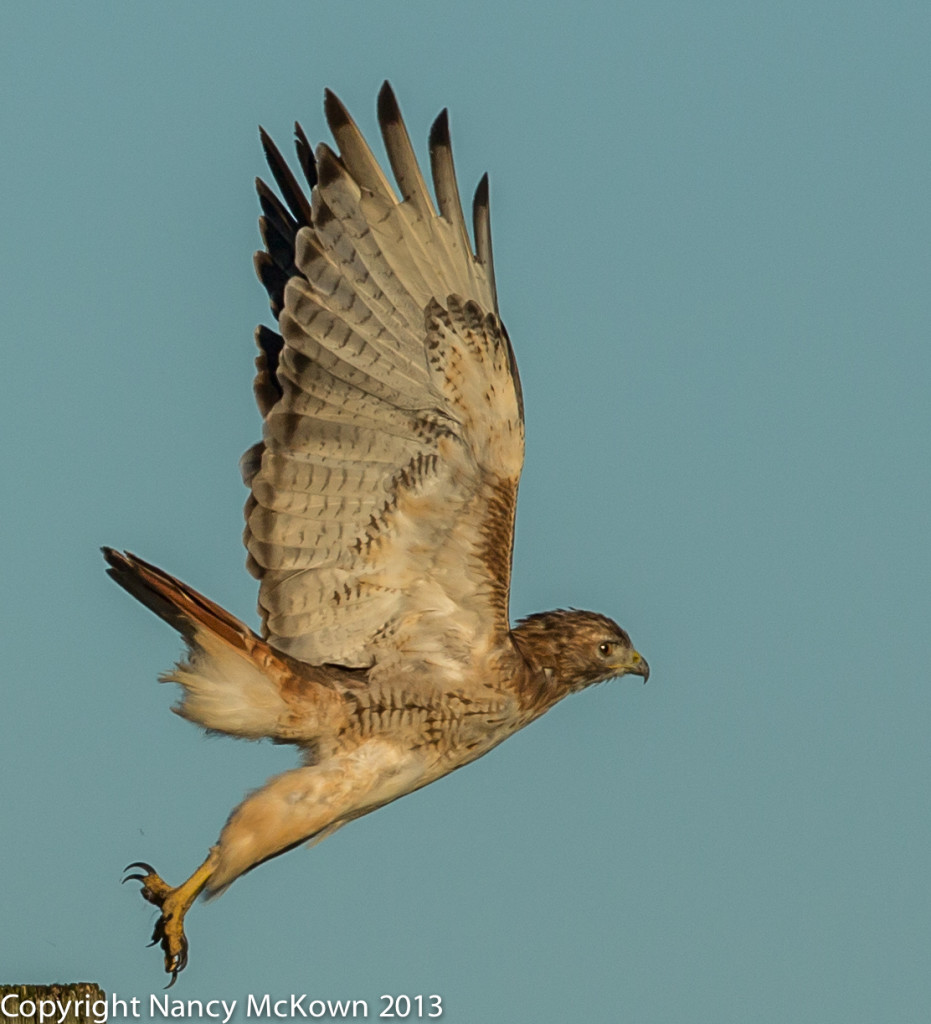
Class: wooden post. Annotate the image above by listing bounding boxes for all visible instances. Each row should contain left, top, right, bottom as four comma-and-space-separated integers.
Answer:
0, 986, 106, 1024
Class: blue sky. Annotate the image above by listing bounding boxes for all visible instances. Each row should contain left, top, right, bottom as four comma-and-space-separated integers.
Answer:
2, 2, 929, 1021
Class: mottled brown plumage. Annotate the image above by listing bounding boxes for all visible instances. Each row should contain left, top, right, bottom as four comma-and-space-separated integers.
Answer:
107, 83, 648, 984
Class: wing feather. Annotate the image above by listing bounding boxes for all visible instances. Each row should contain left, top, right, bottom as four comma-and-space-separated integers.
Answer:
472, 174, 498, 312
376, 82, 436, 219
429, 108, 479, 303
280, 310, 427, 404
258, 127, 313, 226
323, 89, 396, 203
247, 86, 523, 679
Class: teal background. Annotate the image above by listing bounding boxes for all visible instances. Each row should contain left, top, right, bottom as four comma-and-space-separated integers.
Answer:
2, 2, 929, 1020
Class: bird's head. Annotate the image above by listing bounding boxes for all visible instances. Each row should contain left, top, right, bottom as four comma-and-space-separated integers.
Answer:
511, 609, 649, 692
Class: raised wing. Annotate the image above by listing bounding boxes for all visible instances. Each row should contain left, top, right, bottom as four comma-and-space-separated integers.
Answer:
244, 83, 524, 671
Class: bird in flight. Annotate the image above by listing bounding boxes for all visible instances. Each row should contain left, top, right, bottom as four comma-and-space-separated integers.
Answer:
106, 82, 649, 984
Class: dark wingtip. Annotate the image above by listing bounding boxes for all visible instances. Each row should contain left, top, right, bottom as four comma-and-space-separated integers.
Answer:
377, 80, 401, 126
315, 142, 342, 188
258, 125, 313, 226
256, 324, 285, 364
474, 172, 489, 205
293, 121, 317, 191
324, 88, 350, 132
429, 108, 451, 151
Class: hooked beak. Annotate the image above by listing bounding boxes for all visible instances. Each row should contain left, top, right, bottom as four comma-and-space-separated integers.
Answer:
625, 649, 650, 684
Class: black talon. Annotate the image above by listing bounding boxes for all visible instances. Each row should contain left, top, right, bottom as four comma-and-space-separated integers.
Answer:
163, 947, 187, 987
124, 861, 156, 874
122, 873, 147, 884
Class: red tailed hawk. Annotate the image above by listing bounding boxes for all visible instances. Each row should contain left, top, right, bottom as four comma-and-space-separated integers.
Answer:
107, 83, 649, 983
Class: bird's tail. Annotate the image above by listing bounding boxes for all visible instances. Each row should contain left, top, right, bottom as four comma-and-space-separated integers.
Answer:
103, 547, 255, 651
102, 548, 295, 739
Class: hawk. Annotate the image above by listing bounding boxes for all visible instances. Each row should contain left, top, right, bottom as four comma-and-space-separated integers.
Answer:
107, 83, 649, 983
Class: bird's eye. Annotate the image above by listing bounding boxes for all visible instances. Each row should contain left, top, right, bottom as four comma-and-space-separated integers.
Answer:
598, 642, 614, 657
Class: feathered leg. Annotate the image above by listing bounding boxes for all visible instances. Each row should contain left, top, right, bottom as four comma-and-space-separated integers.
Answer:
125, 743, 425, 981
122, 764, 344, 986
208, 743, 422, 893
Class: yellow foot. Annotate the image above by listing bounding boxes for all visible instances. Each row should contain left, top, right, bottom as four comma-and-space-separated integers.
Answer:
123, 856, 214, 985
123, 862, 191, 984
